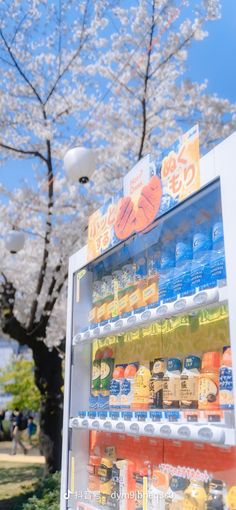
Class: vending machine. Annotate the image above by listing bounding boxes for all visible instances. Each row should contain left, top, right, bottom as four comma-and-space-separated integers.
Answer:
60, 128, 236, 510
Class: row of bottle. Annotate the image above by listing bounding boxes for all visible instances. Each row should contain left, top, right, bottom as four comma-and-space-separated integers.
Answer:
88, 449, 236, 509
89, 219, 226, 324
90, 347, 234, 411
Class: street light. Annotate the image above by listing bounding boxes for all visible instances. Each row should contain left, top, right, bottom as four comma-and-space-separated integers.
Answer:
63, 147, 95, 184
5, 230, 25, 254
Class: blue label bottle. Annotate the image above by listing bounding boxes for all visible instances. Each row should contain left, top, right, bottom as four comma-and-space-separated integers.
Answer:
173, 239, 193, 299
158, 250, 175, 304
191, 225, 213, 293
210, 219, 226, 287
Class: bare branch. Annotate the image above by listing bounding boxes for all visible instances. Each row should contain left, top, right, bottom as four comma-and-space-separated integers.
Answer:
0, 142, 47, 162
28, 135, 54, 331
138, 0, 156, 160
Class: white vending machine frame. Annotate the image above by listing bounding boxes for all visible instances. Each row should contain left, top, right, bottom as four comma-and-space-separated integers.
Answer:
60, 132, 236, 510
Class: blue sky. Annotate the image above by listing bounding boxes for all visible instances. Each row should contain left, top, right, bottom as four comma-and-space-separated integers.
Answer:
1, 1, 236, 192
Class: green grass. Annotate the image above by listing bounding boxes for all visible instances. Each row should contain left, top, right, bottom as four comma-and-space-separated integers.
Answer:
0, 462, 44, 510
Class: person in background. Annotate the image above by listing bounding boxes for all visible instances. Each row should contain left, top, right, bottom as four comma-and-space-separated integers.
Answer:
0, 409, 5, 439
27, 415, 37, 446
10, 408, 27, 455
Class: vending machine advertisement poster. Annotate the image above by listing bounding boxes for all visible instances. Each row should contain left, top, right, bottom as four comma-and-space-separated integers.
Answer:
87, 125, 200, 262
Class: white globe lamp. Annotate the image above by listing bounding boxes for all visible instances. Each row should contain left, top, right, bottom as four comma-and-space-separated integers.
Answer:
5, 230, 25, 254
63, 147, 95, 183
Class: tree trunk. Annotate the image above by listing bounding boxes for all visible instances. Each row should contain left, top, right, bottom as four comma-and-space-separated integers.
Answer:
1, 310, 64, 473
33, 342, 64, 473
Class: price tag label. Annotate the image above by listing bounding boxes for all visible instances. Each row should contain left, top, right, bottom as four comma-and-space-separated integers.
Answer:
98, 411, 107, 420
122, 411, 133, 421
135, 411, 147, 422
109, 411, 120, 420
78, 411, 87, 419
187, 414, 198, 423
150, 411, 162, 422
88, 411, 96, 419
165, 411, 180, 422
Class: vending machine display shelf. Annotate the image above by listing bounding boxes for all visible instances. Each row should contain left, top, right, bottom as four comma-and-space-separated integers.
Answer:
73, 286, 227, 345
69, 408, 235, 446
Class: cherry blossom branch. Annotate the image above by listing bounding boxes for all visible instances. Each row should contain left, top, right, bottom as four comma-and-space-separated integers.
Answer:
44, 0, 89, 106
0, 28, 43, 106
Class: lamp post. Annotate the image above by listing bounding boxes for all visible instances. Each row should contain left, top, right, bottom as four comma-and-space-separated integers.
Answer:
63, 147, 95, 183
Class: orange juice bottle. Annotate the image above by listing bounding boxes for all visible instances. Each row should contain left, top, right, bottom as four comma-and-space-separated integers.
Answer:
121, 363, 138, 409
198, 352, 221, 410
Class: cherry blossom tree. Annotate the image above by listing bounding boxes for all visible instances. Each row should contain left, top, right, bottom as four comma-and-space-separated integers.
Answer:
0, 0, 235, 472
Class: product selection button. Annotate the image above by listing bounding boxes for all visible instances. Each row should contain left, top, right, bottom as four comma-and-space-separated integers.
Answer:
160, 424, 172, 436
144, 424, 155, 435
197, 427, 214, 442
116, 422, 125, 432
81, 419, 89, 428
91, 420, 100, 430
129, 423, 140, 434
177, 425, 191, 438
103, 421, 112, 431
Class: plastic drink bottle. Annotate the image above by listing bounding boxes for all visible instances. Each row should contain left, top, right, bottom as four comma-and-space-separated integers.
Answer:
158, 250, 175, 304
173, 239, 192, 299
219, 346, 234, 409
129, 256, 147, 311
90, 357, 101, 409
149, 358, 166, 408
206, 479, 225, 510
109, 365, 125, 408
181, 355, 201, 409
99, 350, 114, 409
121, 363, 138, 409
149, 469, 169, 510
183, 479, 207, 510
227, 486, 236, 509
210, 219, 226, 287
87, 455, 101, 497
163, 358, 182, 409
191, 225, 213, 293
198, 352, 221, 410
132, 362, 151, 410
167, 476, 189, 509
98, 457, 113, 506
